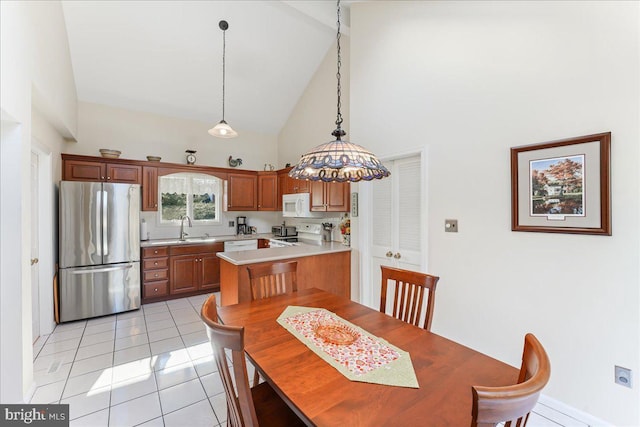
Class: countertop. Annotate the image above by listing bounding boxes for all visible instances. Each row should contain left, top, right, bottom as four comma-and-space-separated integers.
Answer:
140, 233, 274, 248
216, 241, 351, 266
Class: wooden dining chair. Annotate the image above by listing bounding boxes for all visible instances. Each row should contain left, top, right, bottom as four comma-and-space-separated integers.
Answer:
200, 294, 305, 427
380, 266, 440, 331
471, 333, 551, 427
247, 261, 298, 301
246, 261, 298, 386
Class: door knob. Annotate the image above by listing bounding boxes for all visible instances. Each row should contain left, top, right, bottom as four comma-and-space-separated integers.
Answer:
30, 258, 39, 265
385, 251, 393, 257
393, 253, 401, 259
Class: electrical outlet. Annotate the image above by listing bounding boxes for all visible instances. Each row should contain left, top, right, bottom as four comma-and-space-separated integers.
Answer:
615, 365, 632, 388
445, 219, 458, 233
229, 221, 235, 227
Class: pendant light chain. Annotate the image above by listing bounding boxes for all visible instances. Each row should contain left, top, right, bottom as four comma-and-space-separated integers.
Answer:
288, 0, 390, 182
208, 20, 237, 138
335, 0, 343, 131
221, 26, 226, 122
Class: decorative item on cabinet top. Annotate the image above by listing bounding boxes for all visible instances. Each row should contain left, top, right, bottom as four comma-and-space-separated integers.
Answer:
186, 150, 197, 165
146, 156, 161, 162
99, 148, 121, 158
229, 156, 243, 167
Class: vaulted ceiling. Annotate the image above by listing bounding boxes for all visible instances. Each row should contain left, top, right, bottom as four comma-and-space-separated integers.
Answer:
62, 1, 354, 136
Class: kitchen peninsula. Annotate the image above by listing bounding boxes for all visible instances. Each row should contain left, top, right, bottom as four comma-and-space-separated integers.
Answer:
217, 242, 351, 306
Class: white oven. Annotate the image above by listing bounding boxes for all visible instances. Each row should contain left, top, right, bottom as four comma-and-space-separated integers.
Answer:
282, 193, 319, 218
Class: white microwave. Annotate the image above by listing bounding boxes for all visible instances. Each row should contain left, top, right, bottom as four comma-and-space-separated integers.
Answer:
282, 193, 319, 218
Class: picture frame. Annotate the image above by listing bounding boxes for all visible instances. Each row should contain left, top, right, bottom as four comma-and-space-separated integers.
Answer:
510, 132, 611, 235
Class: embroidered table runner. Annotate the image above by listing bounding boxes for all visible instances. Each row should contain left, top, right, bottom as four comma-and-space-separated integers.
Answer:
276, 306, 419, 388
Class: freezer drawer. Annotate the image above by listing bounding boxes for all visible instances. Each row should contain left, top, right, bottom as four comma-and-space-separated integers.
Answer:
59, 262, 141, 322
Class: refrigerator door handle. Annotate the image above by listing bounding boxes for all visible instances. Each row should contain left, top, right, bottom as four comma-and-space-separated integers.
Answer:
95, 191, 102, 256
102, 190, 109, 256
72, 264, 134, 275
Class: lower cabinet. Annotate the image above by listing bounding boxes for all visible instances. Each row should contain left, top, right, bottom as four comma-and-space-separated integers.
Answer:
141, 242, 224, 303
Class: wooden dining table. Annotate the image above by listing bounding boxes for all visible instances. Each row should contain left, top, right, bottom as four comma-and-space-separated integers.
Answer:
217, 288, 519, 426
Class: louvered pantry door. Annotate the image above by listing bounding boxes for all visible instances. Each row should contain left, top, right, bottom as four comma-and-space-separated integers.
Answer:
369, 154, 423, 307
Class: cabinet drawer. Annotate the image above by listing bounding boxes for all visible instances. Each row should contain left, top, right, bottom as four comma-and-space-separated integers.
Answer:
143, 258, 168, 270
143, 281, 168, 298
170, 242, 224, 256
143, 268, 168, 282
142, 246, 169, 258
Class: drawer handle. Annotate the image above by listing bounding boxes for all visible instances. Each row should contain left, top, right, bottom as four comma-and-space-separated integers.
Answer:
154, 261, 158, 266
154, 273, 159, 277
154, 288, 158, 292
154, 250, 158, 254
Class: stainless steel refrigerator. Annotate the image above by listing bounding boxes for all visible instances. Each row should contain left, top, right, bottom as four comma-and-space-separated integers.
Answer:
59, 181, 141, 322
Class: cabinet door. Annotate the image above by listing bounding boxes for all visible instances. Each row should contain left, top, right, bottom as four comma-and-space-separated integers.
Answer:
277, 171, 287, 210
326, 182, 350, 212
257, 173, 277, 211
64, 160, 106, 182
170, 254, 198, 294
199, 253, 221, 290
227, 173, 257, 211
310, 180, 326, 211
142, 166, 158, 211
107, 164, 142, 184
293, 178, 309, 193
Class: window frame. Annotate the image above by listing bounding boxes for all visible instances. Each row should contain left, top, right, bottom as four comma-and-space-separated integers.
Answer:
157, 172, 222, 225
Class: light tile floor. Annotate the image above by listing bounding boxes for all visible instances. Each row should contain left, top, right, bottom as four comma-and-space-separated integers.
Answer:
31, 292, 589, 427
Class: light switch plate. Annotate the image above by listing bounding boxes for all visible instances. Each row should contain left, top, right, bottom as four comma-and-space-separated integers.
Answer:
445, 219, 458, 233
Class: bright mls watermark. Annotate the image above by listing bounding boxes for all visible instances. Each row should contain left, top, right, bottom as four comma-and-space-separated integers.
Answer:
0, 404, 69, 426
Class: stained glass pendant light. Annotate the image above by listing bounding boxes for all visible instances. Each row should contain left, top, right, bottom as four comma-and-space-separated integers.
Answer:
208, 20, 238, 138
289, 0, 389, 183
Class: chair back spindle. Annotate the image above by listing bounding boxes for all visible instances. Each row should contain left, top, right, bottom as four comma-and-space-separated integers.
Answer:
380, 266, 440, 331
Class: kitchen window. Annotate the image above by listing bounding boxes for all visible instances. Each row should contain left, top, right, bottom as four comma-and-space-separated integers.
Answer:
158, 173, 221, 224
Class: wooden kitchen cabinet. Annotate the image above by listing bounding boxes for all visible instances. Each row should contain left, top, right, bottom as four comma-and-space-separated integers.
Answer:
227, 173, 257, 211
310, 180, 350, 212
63, 158, 142, 184
169, 243, 224, 295
257, 172, 277, 211
141, 246, 169, 301
141, 242, 223, 303
142, 166, 158, 211
279, 167, 309, 195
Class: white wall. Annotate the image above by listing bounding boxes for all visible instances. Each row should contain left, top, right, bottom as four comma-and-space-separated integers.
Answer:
278, 40, 349, 167
0, 0, 77, 402
350, 1, 639, 425
70, 101, 278, 171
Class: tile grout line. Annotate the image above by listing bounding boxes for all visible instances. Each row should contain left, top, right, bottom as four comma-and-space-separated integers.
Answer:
189, 295, 223, 425
144, 301, 167, 424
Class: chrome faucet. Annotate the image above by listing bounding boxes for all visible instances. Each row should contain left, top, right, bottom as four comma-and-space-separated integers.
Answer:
179, 215, 192, 240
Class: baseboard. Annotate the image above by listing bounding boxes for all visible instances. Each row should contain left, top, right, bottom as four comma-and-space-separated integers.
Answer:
538, 394, 613, 427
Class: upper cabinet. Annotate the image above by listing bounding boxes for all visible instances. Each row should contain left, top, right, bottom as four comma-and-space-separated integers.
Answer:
257, 172, 277, 211
310, 181, 350, 212
227, 173, 257, 211
279, 167, 309, 195
142, 166, 158, 211
62, 154, 344, 213
63, 157, 141, 184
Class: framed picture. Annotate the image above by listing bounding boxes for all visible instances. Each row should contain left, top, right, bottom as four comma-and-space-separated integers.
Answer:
511, 132, 611, 235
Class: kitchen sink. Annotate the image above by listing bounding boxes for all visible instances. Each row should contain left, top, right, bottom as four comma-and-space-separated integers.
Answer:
144, 236, 220, 245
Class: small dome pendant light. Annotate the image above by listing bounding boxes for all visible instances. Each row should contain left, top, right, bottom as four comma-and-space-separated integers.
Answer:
209, 20, 238, 138
289, 0, 389, 182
